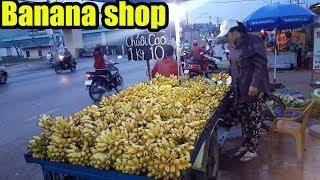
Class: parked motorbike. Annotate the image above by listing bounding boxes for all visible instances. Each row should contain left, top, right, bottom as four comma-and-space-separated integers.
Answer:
85, 60, 123, 101
201, 52, 220, 74
180, 49, 190, 63
0, 65, 8, 84
181, 59, 204, 78
54, 55, 77, 74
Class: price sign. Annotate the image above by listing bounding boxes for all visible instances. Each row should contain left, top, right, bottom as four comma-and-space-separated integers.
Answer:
125, 32, 167, 61
314, 28, 320, 70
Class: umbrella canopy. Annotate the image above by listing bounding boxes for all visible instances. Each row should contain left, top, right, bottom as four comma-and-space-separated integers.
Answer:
243, 3, 317, 31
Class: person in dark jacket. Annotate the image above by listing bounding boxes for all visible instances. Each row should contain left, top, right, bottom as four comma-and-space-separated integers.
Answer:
63, 48, 72, 63
217, 19, 270, 161
92, 44, 111, 80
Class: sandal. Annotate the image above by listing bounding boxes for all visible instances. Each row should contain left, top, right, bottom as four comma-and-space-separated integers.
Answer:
234, 146, 248, 157
239, 151, 258, 162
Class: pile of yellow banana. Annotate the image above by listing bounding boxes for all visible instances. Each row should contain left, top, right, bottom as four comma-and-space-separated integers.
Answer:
28, 74, 230, 179
212, 73, 230, 82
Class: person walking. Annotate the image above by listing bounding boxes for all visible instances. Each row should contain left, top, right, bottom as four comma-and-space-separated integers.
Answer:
217, 19, 270, 161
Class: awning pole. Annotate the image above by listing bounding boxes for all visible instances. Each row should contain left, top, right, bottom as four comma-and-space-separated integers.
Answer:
273, 30, 277, 83
174, 2, 182, 77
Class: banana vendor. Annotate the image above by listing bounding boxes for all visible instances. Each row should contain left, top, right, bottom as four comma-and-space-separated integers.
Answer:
217, 19, 270, 161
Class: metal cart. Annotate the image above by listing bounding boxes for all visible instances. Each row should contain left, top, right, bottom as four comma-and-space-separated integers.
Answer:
25, 93, 231, 180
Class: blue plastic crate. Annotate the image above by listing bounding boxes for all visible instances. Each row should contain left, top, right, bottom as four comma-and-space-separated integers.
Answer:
24, 154, 153, 180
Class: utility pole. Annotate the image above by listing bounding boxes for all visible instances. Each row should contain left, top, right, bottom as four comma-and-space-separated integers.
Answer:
215, 17, 222, 28
186, 12, 189, 25
208, 16, 212, 37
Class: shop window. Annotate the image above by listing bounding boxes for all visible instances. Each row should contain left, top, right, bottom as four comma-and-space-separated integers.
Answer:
26, 51, 30, 58
38, 50, 42, 57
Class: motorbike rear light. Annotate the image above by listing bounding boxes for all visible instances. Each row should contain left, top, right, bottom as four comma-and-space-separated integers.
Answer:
86, 74, 93, 80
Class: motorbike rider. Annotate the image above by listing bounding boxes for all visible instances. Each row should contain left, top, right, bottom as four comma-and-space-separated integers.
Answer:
190, 40, 205, 70
62, 48, 72, 65
46, 51, 52, 61
151, 45, 178, 78
92, 44, 112, 81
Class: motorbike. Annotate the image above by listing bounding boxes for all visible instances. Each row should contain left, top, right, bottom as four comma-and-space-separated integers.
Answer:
182, 52, 220, 78
54, 55, 77, 74
201, 52, 219, 74
181, 59, 204, 78
180, 49, 190, 63
0, 65, 8, 84
85, 60, 124, 101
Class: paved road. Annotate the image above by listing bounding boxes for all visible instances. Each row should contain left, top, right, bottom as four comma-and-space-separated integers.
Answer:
0, 58, 149, 180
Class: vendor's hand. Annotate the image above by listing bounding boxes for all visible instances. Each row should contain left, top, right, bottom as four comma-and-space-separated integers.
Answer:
248, 86, 258, 96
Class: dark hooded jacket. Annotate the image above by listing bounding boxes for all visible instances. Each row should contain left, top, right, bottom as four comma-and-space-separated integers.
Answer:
229, 34, 270, 103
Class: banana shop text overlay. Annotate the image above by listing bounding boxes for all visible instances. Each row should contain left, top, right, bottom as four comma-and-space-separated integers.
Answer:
1, 0, 169, 31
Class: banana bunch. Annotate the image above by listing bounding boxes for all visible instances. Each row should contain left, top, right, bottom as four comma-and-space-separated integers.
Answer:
38, 115, 54, 139
74, 105, 102, 122
212, 72, 230, 82
114, 141, 149, 175
28, 135, 48, 159
46, 116, 78, 162
147, 140, 194, 179
90, 128, 128, 169
152, 75, 179, 87
66, 141, 92, 166
28, 75, 230, 179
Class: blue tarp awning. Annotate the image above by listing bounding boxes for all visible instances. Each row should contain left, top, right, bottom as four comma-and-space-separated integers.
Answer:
243, 3, 317, 31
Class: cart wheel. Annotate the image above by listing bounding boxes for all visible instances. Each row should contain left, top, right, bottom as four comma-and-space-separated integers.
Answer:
43, 172, 54, 180
206, 131, 219, 180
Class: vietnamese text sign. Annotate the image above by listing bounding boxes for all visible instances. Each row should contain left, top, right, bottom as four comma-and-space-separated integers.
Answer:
125, 32, 167, 61
314, 28, 320, 70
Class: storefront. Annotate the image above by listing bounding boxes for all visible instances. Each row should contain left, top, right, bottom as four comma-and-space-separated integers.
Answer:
265, 29, 306, 69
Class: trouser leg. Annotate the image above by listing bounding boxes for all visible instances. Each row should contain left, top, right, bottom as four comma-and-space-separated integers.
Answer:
239, 94, 264, 152
246, 97, 264, 153
239, 104, 252, 149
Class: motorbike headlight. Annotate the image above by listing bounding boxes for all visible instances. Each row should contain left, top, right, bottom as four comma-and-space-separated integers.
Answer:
59, 55, 64, 60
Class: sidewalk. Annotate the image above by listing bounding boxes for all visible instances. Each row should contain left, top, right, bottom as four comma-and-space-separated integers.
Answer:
269, 70, 317, 98
219, 118, 320, 180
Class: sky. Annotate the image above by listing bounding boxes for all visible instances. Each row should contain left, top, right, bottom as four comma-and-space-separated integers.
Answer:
174, 0, 319, 24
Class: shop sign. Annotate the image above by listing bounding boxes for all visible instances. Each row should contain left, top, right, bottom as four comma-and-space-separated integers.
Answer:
125, 32, 167, 61
314, 28, 320, 70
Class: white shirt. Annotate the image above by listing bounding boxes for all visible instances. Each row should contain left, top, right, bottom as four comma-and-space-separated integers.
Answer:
46, 53, 52, 60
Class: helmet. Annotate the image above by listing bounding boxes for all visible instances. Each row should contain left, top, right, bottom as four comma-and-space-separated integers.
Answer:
260, 30, 268, 39
193, 40, 198, 46
95, 44, 102, 51
95, 44, 102, 49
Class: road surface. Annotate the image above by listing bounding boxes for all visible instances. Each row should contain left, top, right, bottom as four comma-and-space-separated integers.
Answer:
0, 58, 149, 180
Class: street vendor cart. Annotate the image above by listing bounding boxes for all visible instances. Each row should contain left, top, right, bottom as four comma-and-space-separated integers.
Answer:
25, 91, 232, 180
